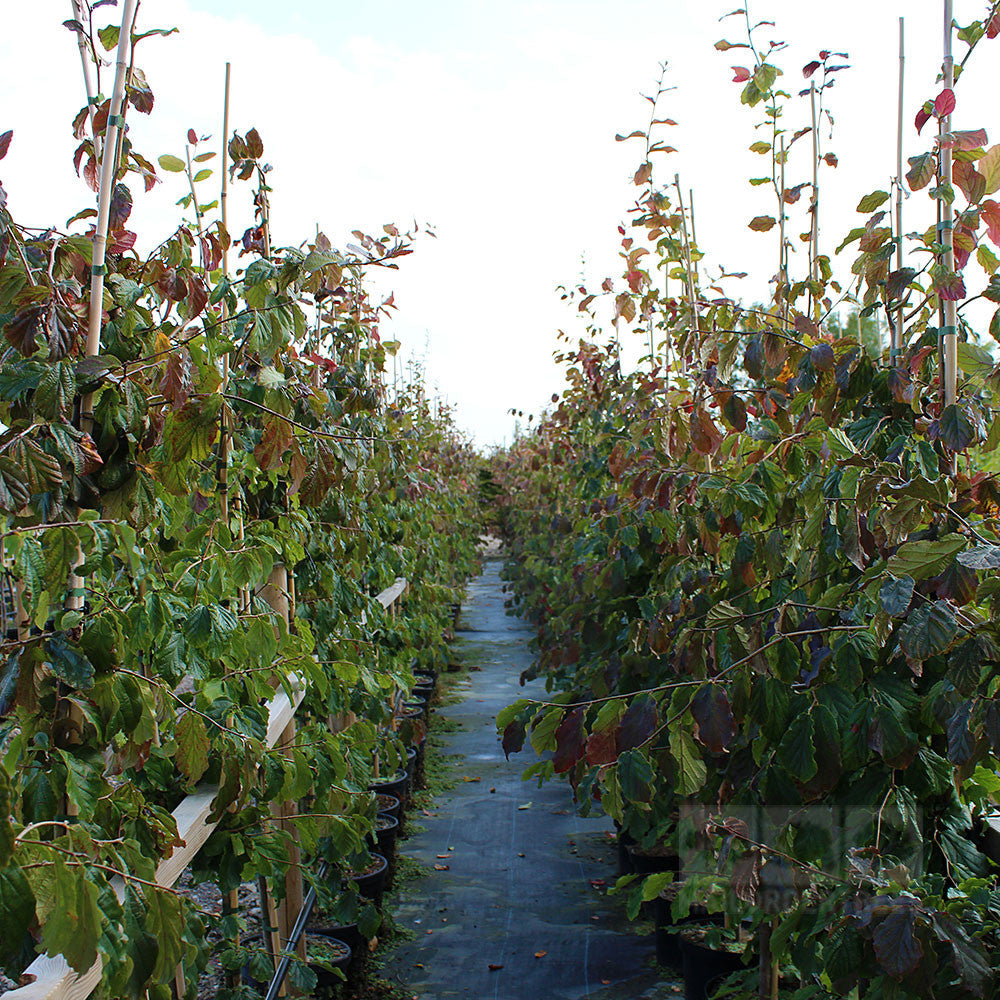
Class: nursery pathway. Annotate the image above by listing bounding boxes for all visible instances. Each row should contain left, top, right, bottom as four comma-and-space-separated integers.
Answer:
383, 558, 679, 999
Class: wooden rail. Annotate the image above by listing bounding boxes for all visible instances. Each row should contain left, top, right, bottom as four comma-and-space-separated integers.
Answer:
6, 578, 408, 1000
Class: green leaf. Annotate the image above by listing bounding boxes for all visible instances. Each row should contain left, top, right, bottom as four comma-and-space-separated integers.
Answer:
0, 866, 35, 964
778, 712, 817, 782
669, 730, 706, 795
957, 545, 1000, 570
641, 871, 674, 901
906, 153, 937, 191
34, 361, 76, 420
40, 857, 102, 973
887, 533, 965, 581
157, 154, 186, 173
46, 634, 95, 689
880, 575, 915, 616
174, 711, 210, 783
0, 769, 14, 867
857, 190, 890, 213
618, 748, 656, 802
939, 404, 977, 451
705, 601, 743, 627
59, 750, 103, 816
899, 600, 958, 661
956, 341, 995, 378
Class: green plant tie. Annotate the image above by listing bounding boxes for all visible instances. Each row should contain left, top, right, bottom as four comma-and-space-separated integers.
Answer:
91, 263, 107, 276
107, 114, 127, 130
88, 97, 100, 106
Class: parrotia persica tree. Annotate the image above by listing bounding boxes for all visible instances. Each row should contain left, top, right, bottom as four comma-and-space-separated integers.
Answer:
495, 4, 1000, 996
0, 8, 481, 998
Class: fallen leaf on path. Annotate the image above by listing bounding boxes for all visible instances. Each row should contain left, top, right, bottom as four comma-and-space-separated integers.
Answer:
534, 951, 547, 959
490, 786, 496, 793
518, 802, 532, 810
590, 879, 606, 888
517, 852, 525, 858
601, 979, 610, 986
436, 854, 451, 859
488, 964, 504, 971
434, 864, 450, 870
463, 776, 481, 782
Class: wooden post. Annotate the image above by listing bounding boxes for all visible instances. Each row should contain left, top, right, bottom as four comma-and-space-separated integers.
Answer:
261, 564, 306, 969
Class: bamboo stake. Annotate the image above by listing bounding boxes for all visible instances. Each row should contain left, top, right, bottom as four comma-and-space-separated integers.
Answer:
688, 187, 700, 285
219, 63, 233, 529
778, 137, 788, 330
184, 145, 204, 257
82, 0, 137, 425
893, 18, 906, 359
809, 83, 820, 323
65, 0, 137, 649
69, 0, 101, 164
673, 174, 697, 373
940, 0, 957, 408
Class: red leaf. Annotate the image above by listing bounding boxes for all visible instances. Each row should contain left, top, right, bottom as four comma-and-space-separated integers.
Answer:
934, 88, 956, 118
585, 727, 618, 766
690, 408, 723, 455
989, 12, 1000, 38
0, 130, 12, 161
502, 720, 525, 759
552, 707, 585, 774
983, 200, 1000, 248
732, 66, 750, 82
488, 964, 503, 971
187, 128, 197, 145
108, 230, 137, 254
802, 60, 821, 78
915, 104, 932, 135
616, 695, 657, 752
691, 685, 736, 753
823, 152, 838, 167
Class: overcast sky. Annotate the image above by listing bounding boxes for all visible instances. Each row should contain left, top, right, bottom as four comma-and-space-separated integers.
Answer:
3, 1, 996, 445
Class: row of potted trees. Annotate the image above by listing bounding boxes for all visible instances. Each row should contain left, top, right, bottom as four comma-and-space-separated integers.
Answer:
0, 8, 483, 1000
493, 6, 1000, 999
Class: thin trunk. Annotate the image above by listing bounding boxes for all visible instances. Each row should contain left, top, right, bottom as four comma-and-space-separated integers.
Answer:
810, 83, 820, 323
673, 174, 698, 373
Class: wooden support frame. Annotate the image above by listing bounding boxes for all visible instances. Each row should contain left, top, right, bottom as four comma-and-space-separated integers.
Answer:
5, 579, 407, 1000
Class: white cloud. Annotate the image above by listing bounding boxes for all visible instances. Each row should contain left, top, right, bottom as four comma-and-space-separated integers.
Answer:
3, 1, 997, 445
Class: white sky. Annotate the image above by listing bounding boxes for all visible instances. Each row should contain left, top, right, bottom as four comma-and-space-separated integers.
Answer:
3, 1, 997, 445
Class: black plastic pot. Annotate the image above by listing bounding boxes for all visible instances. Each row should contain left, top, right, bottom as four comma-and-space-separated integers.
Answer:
655, 913, 723, 970
345, 853, 388, 905
306, 924, 366, 989
305, 931, 352, 992
375, 792, 400, 820
616, 829, 637, 876
368, 812, 399, 858
401, 701, 426, 722
369, 770, 409, 806
412, 733, 427, 787
680, 935, 746, 1000
413, 681, 434, 702
405, 745, 418, 784
628, 844, 680, 875
414, 668, 437, 687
